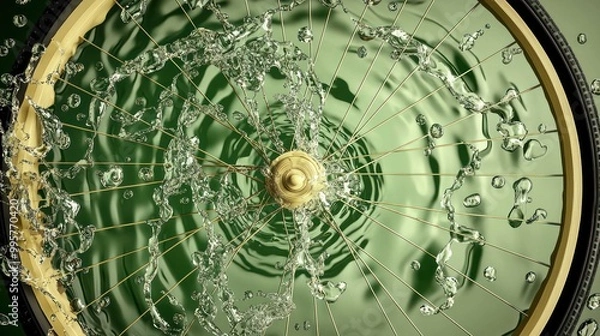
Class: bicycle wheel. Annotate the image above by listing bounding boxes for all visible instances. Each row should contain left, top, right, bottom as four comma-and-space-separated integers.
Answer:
1, 0, 599, 335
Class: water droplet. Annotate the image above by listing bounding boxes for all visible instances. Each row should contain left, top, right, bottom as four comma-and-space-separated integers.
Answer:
100, 166, 124, 188
578, 319, 598, 336
358, 27, 376, 41
244, 290, 253, 300
232, 111, 245, 121
303, 321, 311, 330
483, 266, 497, 281
538, 123, 547, 133
388, 2, 398, 11
4, 38, 15, 48
390, 48, 402, 61
90, 77, 110, 92
501, 47, 522, 65
173, 313, 185, 324
410, 260, 421, 271
13, 14, 27, 28
525, 271, 536, 283
70, 298, 84, 313
0, 46, 8, 57
485, 23, 491, 29
0, 74, 12, 87
0, 313, 12, 326
60, 104, 69, 112
420, 304, 435, 316
135, 97, 147, 106
94, 296, 111, 313
523, 139, 548, 161
508, 205, 524, 228
294, 323, 301, 331
67, 93, 81, 108
415, 114, 426, 126
588, 293, 600, 310
513, 177, 533, 204
357, 46, 368, 58
123, 190, 134, 199
138, 167, 154, 181
463, 193, 481, 208
363, 0, 382, 5
591, 79, 600, 95
311, 281, 347, 303
578, 33, 588, 45
459, 29, 484, 52
95, 61, 105, 72
298, 26, 314, 43
526, 208, 547, 224
429, 123, 444, 138
491, 175, 505, 189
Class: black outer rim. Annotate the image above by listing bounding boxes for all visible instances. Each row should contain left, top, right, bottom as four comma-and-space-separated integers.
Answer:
0, 1, 598, 335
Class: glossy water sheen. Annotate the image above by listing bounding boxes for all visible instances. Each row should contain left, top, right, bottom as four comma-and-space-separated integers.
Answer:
1, 1, 568, 335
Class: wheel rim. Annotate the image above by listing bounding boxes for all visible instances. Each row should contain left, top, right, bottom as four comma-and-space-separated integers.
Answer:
3, 0, 585, 335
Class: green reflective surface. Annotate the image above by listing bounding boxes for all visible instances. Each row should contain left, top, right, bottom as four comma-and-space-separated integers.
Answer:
1, 0, 599, 335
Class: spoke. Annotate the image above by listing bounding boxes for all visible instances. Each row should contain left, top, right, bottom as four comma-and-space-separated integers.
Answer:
341, 199, 529, 316
313, 296, 320, 336
260, 87, 285, 153
182, 317, 196, 336
118, 266, 197, 335
344, 172, 563, 178
356, 198, 560, 226
105, 2, 273, 161
82, 217, 218, 309
277, 0, 287, 41
174, 0, 198, 30
338, 85, 544, 173
321, 211, 413, 336
46, 160, 261, 173
368, 201, 553, 267
339, 126, 553, 166
323, 4, 369, 102
66, 180, 162, 198
79, 36, 267, 154
339, 229, 473, 336
326, 3, 488, 161
60, 190, 266, 238
58, 119, 263, 182
72, 224, 200, 275
244, 0, 251, 17
324, 2, 407, 156
312, 6, 332, 65
224, 207, 282, 271
55, 76, 240, 169
308, 0, 314, 59
238, 86, 277, 159
280, 212, 293, 336
324, 302, 341, 336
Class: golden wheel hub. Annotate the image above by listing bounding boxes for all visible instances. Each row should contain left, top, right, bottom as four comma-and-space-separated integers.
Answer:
266, 151, 326, 209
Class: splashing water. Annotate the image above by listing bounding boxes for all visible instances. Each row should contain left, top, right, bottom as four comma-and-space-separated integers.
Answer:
0, 0, 570, 335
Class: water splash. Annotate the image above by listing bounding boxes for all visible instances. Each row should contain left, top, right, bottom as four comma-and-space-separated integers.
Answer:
588, 293, 600, 310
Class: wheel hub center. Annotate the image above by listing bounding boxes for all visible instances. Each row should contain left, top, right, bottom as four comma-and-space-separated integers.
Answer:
266, 151, 325, 209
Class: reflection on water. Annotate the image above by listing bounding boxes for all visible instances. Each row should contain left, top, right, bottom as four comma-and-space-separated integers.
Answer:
0, 0, 570, 335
